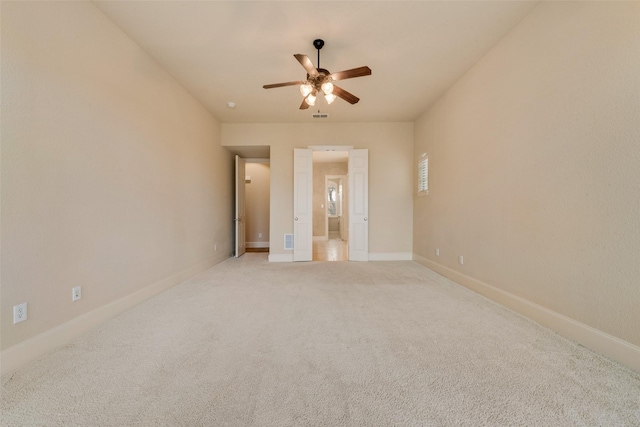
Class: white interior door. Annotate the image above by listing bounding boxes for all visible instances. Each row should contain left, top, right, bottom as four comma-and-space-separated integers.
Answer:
349, 149, 368, 261
293, 149, 313, 261
235, 155, 246, 258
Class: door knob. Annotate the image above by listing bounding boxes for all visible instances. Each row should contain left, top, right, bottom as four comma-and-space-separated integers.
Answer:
364, 217, 368, 221
295, 217, 298, 221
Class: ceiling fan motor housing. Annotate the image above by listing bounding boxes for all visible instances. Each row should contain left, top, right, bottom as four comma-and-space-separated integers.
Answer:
307, 68, 333, 92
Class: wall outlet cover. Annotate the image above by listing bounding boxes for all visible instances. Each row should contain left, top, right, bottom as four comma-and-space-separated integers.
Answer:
13, 303, 27, 324
72, 286, 82, 301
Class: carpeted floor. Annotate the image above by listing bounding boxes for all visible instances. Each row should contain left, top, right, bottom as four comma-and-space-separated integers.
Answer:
2, 254, 640, 426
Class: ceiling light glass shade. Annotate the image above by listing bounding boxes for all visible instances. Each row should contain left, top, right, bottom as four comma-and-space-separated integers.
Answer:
306, 93, 316, 106
299, 84, 313, 97
324, 93, 336, 104
321, 82, 334, 95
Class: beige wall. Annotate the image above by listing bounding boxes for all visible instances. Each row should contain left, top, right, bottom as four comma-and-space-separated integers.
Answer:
1, 2, 233, 352
245, 162, 270, 247
222, 123, 414, 259
413, 2, 640, 347
313, 162, 348, 238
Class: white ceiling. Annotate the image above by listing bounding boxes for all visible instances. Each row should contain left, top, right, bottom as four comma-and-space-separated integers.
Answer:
94, 1, 538, 124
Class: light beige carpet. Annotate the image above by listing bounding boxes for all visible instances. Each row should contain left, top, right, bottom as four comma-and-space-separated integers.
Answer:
2, 254, 639, 426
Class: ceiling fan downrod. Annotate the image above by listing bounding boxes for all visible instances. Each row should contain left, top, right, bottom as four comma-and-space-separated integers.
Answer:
313, 39, 324, 68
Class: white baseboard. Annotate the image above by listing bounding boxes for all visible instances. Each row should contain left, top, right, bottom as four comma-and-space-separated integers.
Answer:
246, 241, 269, 248
0, 254, 229, 376
412, 254, 640, 373
369, 252, 413, 261
268, 253, 294, 262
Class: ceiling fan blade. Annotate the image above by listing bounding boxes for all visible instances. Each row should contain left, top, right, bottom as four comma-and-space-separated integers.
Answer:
300, 99, 310, 110
294, 54, 319, 77
263, 81, 306, 89
332, 85, 360, 104
329, 66, 372, 81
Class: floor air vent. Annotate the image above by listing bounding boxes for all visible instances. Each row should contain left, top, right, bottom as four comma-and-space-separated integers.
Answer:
284, 234, 294, 250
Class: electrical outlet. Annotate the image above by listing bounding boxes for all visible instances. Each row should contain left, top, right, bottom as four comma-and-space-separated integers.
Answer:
13, 303, 27, 324
459, 255, 464, 265
214, 244, 217, 251
435, 248, 440, 256
258, 233, 263, 239
72, 286, 81, 301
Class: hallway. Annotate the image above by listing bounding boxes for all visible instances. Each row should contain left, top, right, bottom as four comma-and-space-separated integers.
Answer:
313, 236, 348, 261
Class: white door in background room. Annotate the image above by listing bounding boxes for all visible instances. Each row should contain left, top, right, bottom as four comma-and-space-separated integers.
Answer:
339, 177, 348, 241
349, 149, 368, 261
235, 155, 246, 258
325, 175, 347, 241
293, 149, 313, 261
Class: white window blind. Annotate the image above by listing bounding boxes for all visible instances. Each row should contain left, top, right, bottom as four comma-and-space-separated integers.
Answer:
418, 154, 428, 194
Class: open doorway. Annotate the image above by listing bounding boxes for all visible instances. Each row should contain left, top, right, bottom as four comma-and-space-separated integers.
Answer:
294, 147, 368, 262
230, 146, 271, 257
312, 151, 348, 261
244, 160, 270, 253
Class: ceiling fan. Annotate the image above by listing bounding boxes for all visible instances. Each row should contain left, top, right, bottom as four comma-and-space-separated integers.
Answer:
263, 39, 372, 110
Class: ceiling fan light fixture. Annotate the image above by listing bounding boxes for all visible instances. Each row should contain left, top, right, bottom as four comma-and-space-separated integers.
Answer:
321, 81, 334, 95
306, 93, 317, 106
324, 93, 336, 104
300, 83, 313, 97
